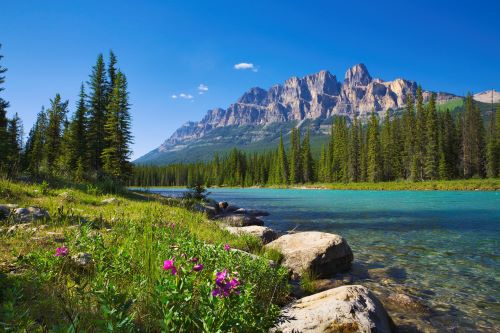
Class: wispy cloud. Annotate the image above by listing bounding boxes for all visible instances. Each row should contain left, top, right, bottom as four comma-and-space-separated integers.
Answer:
198, 84, 208, 94
234, 62, 258, 72
171, 94, 178, 99
179, 93, 193, 99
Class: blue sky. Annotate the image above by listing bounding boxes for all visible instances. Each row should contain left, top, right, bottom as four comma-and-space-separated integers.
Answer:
2, 0, 499, 159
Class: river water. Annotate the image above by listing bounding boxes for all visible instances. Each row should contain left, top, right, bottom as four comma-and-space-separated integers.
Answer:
149, 187, 500, 332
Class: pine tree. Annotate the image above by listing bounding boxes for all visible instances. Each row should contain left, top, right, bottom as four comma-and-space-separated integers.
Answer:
424, 93, 439, 179
0, 44, 10, 175
87, 54, 108, 174
486, 106, 498, 178
381, 111, 393, 180
289, 127, 302, 183
276, 133, 288, 184
413, 86, 426, 180
367, 111, 381, 182
6, 113, 22, 177
301, 128, 314, 183
462, 94, 486, 178
26, 108, 48, 175
66, 84, 88, 177
102, 72, 133, 182
45, 94, 68, 173
402, 94, 415, 179
348, 115, 361, 182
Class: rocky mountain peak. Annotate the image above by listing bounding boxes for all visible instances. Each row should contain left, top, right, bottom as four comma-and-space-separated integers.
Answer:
344, 63, 372, 87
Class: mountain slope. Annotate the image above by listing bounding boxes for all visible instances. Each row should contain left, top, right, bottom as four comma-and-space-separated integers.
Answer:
136, 64, 462, 165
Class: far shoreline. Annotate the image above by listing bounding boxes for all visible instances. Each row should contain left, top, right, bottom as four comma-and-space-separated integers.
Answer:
130, 178, 500, 192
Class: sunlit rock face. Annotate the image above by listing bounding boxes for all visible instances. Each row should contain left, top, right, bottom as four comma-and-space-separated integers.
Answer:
157, 64, 457, 154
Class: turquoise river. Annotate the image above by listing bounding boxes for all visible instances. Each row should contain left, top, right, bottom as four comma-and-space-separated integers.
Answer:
151, 188, 499, 332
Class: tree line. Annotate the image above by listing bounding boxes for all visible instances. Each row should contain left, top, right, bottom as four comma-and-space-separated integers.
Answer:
131, 87, 499, 187
0, 44, 133, 184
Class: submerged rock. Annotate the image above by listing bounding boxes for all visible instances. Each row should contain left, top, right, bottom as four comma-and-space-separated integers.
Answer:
265, 231, 353, 279
234, 208, 270, 216
225, 225, 277, 244
272, 285, 394, 333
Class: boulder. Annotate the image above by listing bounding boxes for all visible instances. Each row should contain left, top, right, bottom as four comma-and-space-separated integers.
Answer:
225, 205, 240, 212
225, 225, 278, 244
265, 231, 353, 279
0, 204, 17, 219
386, 292, 429, 313
13, 207, 50, 223
193, 203, 217, 217
220, 214, 264, 227
218, 201, 229, 210
271, 285, 394, 333
101, 197, 119, 205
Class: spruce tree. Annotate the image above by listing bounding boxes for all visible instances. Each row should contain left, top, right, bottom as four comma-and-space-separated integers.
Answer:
486, 106, 498, 178
6, 113, 22, 177
349, 115, 361, 182
276, 133, 288, 184
424, 93, 439, 179
102, 72, 133, 182
288, 127, 301, 183
0, 44, 10, 174
26, 108, 48, 175
402, 94, 415, 179
413, 86, 426, 180
87, 54, 108, 174
66, 84, 88, 177
45, 94, 69, 173
462, 94, 486, 178
301, 128, 314, 183
367, 111, 381, 182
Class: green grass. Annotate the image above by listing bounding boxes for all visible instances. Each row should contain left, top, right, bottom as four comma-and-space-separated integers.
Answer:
142, 178, 500, 191
0, 179, 290, 332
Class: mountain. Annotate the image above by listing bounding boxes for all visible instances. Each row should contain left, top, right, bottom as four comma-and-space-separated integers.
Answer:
136, 64, 460, 165
473, 90, 500, 104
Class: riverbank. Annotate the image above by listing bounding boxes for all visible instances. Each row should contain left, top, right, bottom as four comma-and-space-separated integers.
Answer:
135, 178, 500, 191
0, 179, 289, 331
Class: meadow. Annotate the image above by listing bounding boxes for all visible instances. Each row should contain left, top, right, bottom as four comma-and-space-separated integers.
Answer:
0, 179, 289, 332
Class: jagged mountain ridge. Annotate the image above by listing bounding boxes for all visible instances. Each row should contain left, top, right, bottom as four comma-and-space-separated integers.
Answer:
136, 64, 459, 164
160, 64, 456, 151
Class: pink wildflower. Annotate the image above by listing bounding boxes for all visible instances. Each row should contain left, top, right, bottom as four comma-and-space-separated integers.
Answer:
163, 259, 177, 275
193, 264, 204, 272
55, 246, 68, 257
190, 257, 199, 263
212, 269, 241, 298
223, 244, 231, 251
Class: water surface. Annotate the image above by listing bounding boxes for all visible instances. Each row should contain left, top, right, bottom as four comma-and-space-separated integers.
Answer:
150, 188, 500, 332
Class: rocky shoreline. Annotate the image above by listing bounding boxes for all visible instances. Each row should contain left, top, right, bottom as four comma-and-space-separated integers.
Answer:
196, 199, 439, 332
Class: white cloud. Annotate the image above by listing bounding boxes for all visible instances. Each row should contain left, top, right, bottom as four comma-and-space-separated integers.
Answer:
198, 84, 208, 94
234, 62, 258, 72
171, 94, 178, 99
179, 93, 193, 99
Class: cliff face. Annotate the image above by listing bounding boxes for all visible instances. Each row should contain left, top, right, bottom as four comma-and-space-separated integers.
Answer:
158, 63, 457, 153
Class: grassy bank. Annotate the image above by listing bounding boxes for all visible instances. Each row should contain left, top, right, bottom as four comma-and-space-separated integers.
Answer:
0, 179, 289, 332
137, 178, 500, 191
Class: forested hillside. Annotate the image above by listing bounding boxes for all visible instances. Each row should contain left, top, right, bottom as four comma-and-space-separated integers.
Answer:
132, 89, 500, 187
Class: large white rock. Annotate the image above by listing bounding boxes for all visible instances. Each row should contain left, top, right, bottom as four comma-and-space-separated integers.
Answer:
271, 285, 394, 333
265, 231, 353, 279
225, 225, 277, 244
